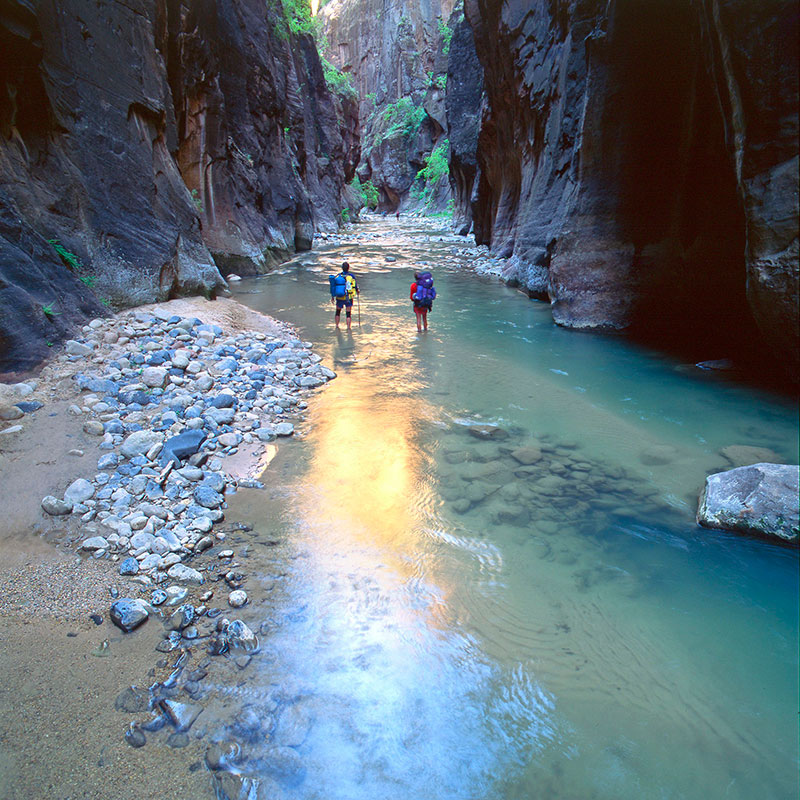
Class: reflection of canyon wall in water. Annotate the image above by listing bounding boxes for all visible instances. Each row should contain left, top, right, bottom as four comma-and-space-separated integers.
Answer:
455, 0, 798, 372
321, 0, 455, 211
0, 0, 358, 371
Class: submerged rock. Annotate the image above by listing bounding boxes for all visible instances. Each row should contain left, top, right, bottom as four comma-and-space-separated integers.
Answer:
115, 685, 150, 713
212, 772, 271, 800
160, 698, 203, 732
124, 723, 146, 748
720, 445, 784, 468
257, 745, 307, 782
509, 445, 542, 465
697, 463, 799, 543
205, 740, 242, 771
467, 424, 507, 440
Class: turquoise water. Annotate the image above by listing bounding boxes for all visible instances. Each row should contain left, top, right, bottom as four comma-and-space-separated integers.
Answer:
229, 220, 798, 799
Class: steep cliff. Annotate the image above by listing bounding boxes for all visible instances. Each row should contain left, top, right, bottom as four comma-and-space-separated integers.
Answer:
460, 0, 798, 370
445, 6, 484, 235
0, 0, 358, 372
321, 0, 455, 211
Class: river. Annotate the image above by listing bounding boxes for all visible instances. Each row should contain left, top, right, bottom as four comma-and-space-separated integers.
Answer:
226, 218, 798, 800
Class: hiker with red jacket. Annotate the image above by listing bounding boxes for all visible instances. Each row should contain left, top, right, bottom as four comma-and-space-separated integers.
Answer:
410, 270, 436, 332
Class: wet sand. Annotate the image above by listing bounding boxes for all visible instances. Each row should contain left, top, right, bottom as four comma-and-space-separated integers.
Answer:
0, 296, 297, 800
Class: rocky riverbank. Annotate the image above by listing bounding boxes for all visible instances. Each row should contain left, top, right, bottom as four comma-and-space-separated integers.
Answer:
0, 296, 335, 799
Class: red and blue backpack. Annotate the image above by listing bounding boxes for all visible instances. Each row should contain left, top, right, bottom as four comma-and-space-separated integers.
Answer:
414, 272, 436, 307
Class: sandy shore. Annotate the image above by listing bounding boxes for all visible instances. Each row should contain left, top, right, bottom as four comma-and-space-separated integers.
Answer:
0, 295, 321, 799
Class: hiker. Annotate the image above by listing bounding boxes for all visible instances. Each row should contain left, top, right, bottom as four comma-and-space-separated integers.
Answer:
396, 210, 400, 221
410, 270, 436, 331
329, 262, 359, 329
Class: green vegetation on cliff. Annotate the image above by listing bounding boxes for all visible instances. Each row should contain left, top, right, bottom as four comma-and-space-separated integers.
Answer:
282, 0, 316, 35
364, 98, 427, 158
350, 175, 380, 209
321, 55, 357, 99
438, 17, 453, 55
412, 138, 450, 207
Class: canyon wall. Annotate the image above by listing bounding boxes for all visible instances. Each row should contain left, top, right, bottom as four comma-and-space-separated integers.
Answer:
0, 0, 358, 372
459, 0, 798, 369
321, 0, 455, 211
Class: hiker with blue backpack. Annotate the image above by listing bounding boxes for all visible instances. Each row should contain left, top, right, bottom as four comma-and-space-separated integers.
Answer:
328, 262, 360, 329
410, 270, 436, 331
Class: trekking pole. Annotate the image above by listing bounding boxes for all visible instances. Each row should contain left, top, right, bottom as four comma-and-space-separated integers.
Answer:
357, 293, 361, 326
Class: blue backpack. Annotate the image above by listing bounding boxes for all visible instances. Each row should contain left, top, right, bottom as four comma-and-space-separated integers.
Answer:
329, 273, 348, 299
414, 272, 436, 307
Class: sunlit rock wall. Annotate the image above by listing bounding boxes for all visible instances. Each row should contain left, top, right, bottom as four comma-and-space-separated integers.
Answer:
0, 0, 357, 372
461, 0, 798, 369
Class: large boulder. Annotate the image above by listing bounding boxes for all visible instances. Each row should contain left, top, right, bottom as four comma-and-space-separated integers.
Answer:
697, 463, 799, 544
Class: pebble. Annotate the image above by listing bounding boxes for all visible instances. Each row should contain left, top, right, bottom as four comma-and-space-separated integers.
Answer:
205, 740, 241, 771
160, 699, 203, 732
80, 536, 109, 552
115, 686, 150, 713
165, 585, 189, 604
109, 598, 149, 632
194, 485, 223, 509
82, 420, 105, 436
42, 495, 72, 515
167, 564, 204, 585
121, 430, 163, 458
124, 723, 146, 748
151, 588, 168, 606
228, 589, 248, 608
64, 478, 95, 505
168, 604, 196, 631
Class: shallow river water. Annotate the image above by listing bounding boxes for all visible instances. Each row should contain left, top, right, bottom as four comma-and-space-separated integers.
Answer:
228, 219, 798, 800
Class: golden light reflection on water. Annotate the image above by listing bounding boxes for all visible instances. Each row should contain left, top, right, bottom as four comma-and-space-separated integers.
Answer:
295, 328, 453, 623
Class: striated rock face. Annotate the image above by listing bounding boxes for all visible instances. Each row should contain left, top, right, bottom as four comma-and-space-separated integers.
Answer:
321, 0, 455, 211
446, 8, 484, 235
460, 0, 798, 369
162, 0, 360, 273
0, 0, 357, 372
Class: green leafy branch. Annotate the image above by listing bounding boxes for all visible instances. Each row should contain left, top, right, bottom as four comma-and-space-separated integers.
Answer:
438, 18, 453, 55
412, 138, 450, 207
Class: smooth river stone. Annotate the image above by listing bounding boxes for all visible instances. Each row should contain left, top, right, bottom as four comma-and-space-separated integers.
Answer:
720, 444, 784, 468
467, 424, 507, 440
510, 445, 542, 465
42, 495, 72, 515
80, 536, 109, 551
64, 478, 94, 505
121, 430, 163, 458
167, 564, 204, 585
110, 598, 149, 632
